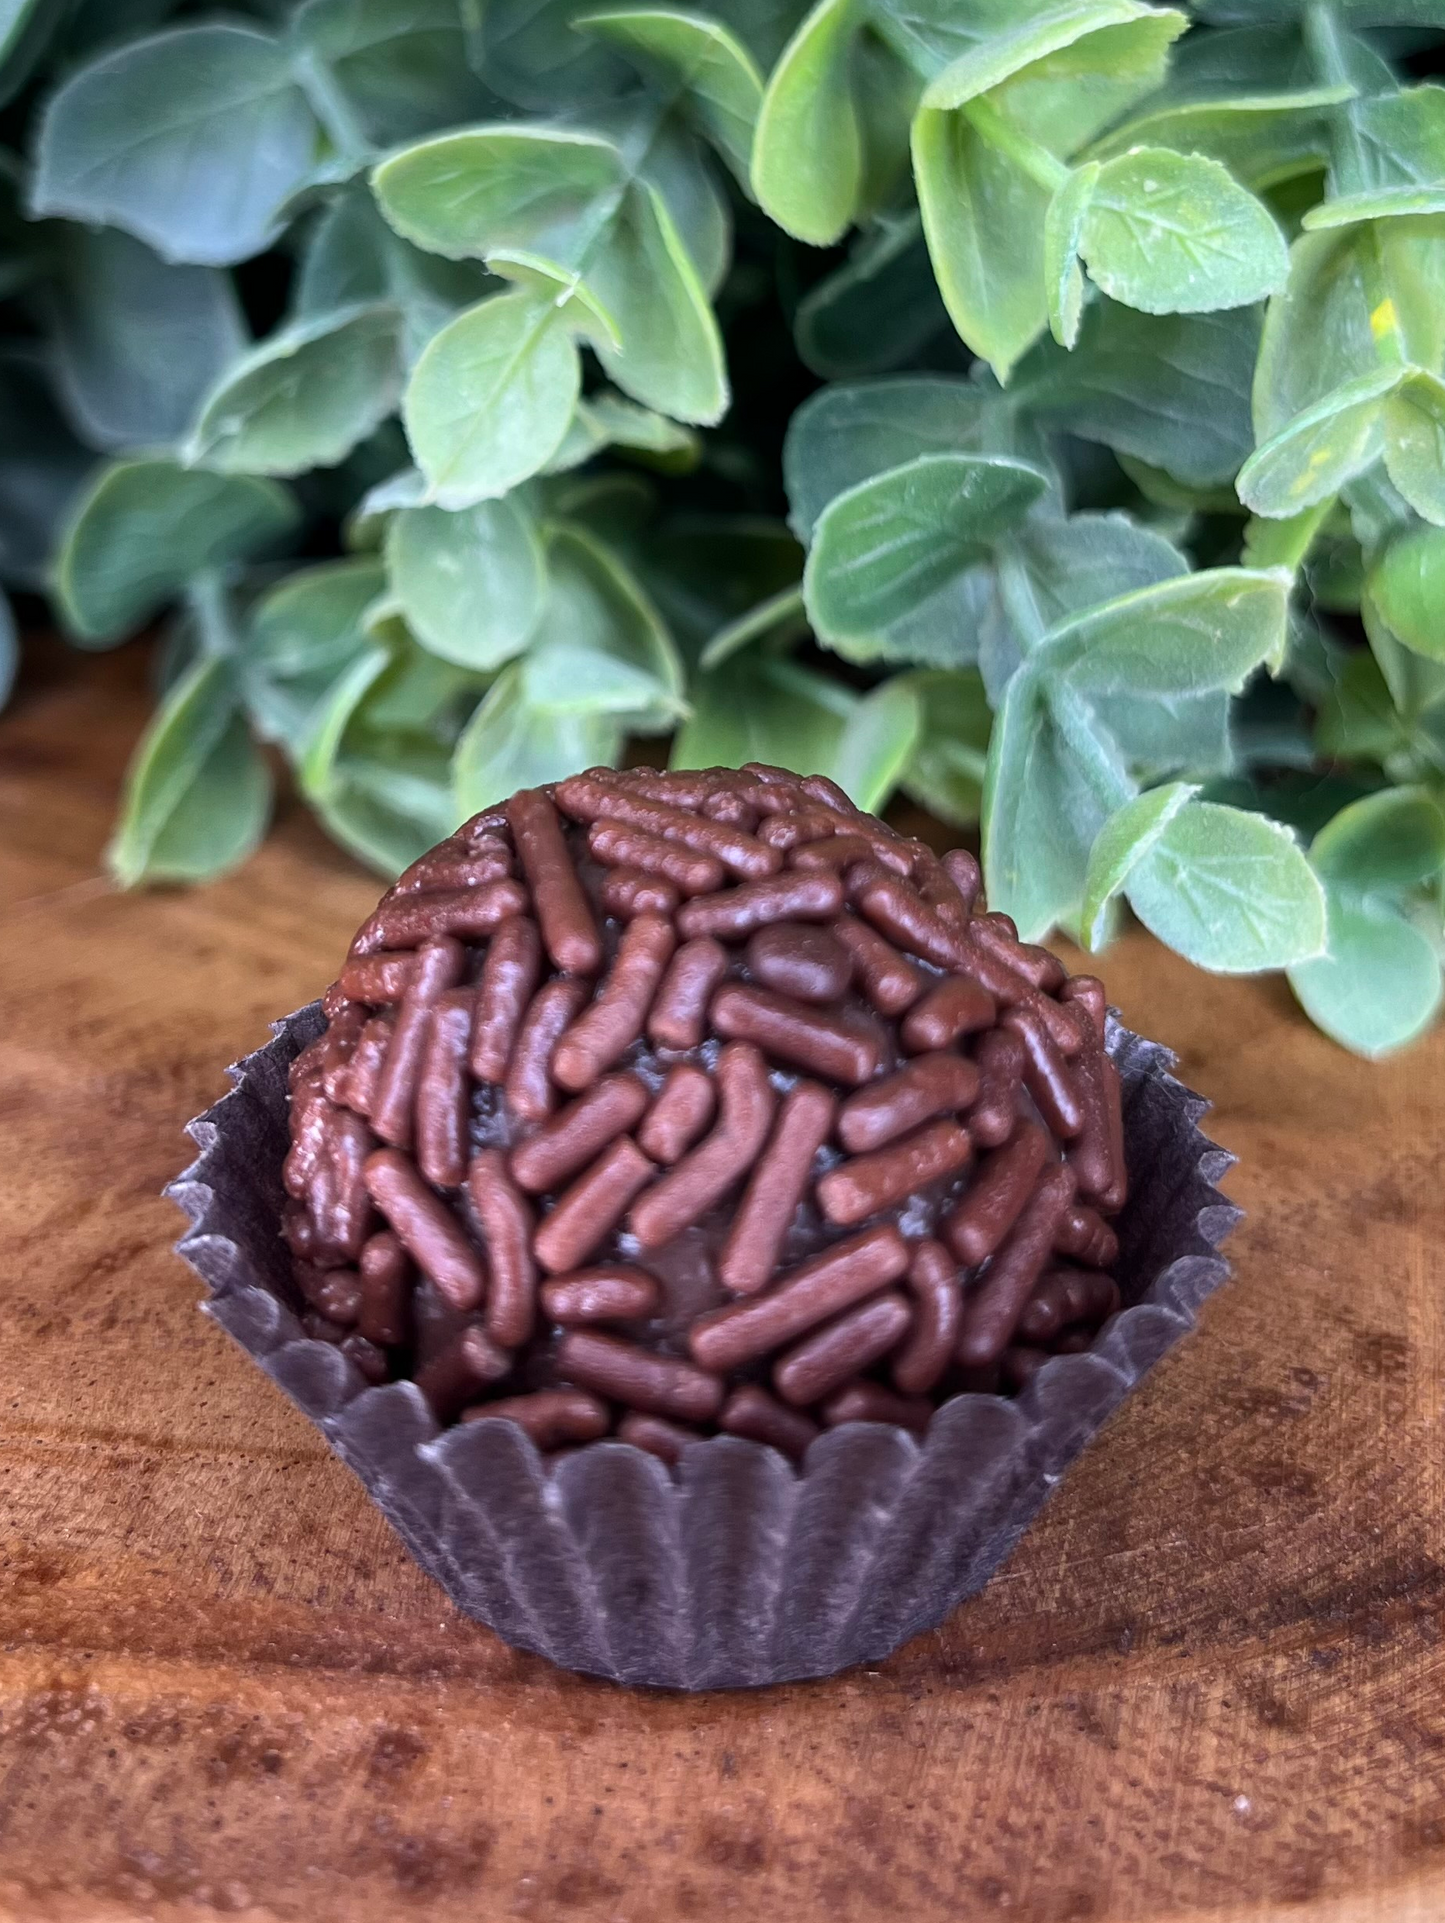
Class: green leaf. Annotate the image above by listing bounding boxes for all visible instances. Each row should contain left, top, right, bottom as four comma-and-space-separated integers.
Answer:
1304, 84, 1445, 230
579, 9, 764, 184
784, 375, 1027, 539
303, 637, 469, 873
294, 186, 494, 366
1013, 300, 1261, 489
804, 452, 1049, 649
388, 499, 545, 670
474, 0, 633, 109
55, 458, 298, 644
1289, 892, 1443, 1056
374, 123, 727, 424
1236, 364, 1402, 518
794, 215, 950, 378
975, 508, 1188, 697
893, 666, 991, 825
983, 669, 1134, 940
1123, 800, 1327, 972
108, 656, 271, 886
1044, 161, 1097, 348
1046, 566, 1292, 696
1365, 523, 1445, 663
1310, 783, 1445, 897
1252, 224, 1445, 442
1080, 778, 1197, 948
0, 0, 43, 72
982, 567, 1289, 937
751, 0, 862, 244
1382, 369, 1445, 527
831, 673, 923, 809
185, 304, 402, 478
402, 290, 580, 505
1315, 617, 1445, 784
1288, 787, 1445, 1056
244, 554, 384, 748
373, 125, 625, 263
1086, 87, 1351, 192
288, 0, 491, 149
1078, 147, 1288, 316
583, 390, 701, 463
485, 249, 622, 347
912, 98, 1050, 380
631, 110, 732, 295
1304, 187, 1445, 230
920, 0, 1183, 111
31, 24, 316, 266
1242, 501, 1332, 574
249, 557, 384, 680
49, 227, 246, 453
523, 524, 683, 726
580, 179, 728, 423
454, 661, 622, 814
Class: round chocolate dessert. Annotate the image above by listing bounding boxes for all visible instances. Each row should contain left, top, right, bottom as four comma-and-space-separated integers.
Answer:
283, 765, 1127, 1464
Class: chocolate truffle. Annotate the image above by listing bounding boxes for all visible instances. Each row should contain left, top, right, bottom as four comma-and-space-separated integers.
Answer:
282, 765, 1128, 1461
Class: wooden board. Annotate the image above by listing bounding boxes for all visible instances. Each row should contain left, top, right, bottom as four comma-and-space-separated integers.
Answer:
2, 639, 1443, 1923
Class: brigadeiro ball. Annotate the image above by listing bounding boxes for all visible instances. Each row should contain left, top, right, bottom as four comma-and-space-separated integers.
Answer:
173, 763, 1237, 1687
283, 764, 1130, 1454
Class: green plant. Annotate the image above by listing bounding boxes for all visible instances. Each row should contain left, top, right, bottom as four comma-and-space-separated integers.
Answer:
1, 0, 1444, 1056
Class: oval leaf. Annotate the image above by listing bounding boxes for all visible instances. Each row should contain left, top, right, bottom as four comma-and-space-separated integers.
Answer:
1382, 368, 1445, 527
1308, 785, 1445, 898
1080, 778, 1198, 948
1079, 147, 1289, 315
1236, 364, 1401, 518
186, 304, 402, 477
922, 0, 1179, 111
387, 498, 545, 670
580, 9, 764, 185
1123, 799, 1327, 972
751, 0, 862, 246
31, 24, 316, 266
1288, 897, 1442, 1057
402, 290, 580, 506
912, 102, 1050, 380
108, 656, 271, 886
1365, 523, 1445, 663
454, 661, 622, 813
50, 226, 246, 452
372, 125, 624, 262
585, 182, 729, 423
55, 457, 298, 644
805, 452, 1049, 640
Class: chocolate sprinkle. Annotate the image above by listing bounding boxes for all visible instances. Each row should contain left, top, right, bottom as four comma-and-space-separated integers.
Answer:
282, 766, 1129, 1443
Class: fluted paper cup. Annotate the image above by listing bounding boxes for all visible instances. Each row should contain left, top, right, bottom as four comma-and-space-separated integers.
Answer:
167, 1002, 1239, 1689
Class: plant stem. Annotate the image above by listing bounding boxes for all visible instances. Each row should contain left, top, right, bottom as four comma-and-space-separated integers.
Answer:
997, 546, 1048, 651
1303, 1, 1367, 196
292, 49, 371, 168
962, 96, 1071, 198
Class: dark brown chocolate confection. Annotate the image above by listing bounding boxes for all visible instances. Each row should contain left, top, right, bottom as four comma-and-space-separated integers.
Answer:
283, 766, 1128, 1448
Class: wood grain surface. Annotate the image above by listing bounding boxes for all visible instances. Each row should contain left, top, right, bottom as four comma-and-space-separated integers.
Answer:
2, 640, 1443, 1923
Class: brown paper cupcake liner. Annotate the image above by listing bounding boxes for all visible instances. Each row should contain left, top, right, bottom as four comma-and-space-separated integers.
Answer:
167, 1002, 1240, 1690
